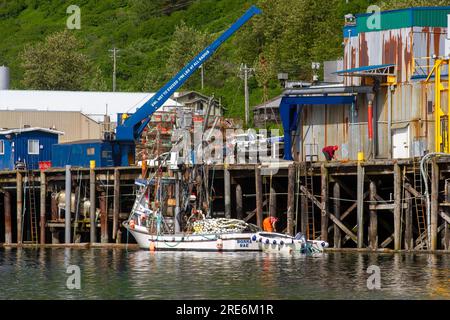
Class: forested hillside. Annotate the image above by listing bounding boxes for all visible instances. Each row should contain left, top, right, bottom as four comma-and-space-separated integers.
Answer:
0, 0, 448, 120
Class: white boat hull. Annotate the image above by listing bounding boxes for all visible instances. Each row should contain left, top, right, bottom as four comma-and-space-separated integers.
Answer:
127, 226, 260, 252
252, 232, 329, 254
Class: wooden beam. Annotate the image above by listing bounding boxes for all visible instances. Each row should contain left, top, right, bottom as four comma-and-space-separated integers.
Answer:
224, 167, 231, 219
369, 180, 378, 250
113, 169, 120, 240
357, 163, 364, 248
90, 169, 96, 243
236, 184, 243, 221
431, 159, 439, 250
4, 191, 12, 245
287, 165, 295, 236
269, 186, 277, 219
16, 171, 23, 244
381, 233, 395, 248
405, 189, 413, 250
40, 171, 46, 245
333, 182, 341, 248
255, 166, 263, 228
321, 165, 329, 242
100, 191, 108, 244
300, 185, 357, 244
404, 183, 422, 198
445, 180, 450, 251
393, 163, 402, 250
439, 211, 450, 224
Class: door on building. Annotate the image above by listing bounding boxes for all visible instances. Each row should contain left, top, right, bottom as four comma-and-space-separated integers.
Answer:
392, 125, 410, 159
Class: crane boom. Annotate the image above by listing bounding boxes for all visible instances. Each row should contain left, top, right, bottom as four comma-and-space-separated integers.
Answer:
116, 5, 262, 142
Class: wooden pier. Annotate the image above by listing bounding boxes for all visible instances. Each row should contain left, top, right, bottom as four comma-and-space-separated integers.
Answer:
0, 158, 449, 252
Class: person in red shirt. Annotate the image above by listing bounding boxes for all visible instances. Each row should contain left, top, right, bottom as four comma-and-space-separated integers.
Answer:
322, 145, 339, 161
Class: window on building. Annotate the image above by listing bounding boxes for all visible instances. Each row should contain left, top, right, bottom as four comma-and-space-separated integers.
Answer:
28, 140, 39, 155
87, 148, 95, 156
0, 140, 4, 155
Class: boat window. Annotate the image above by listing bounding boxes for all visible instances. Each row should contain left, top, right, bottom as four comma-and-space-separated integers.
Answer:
0, 140, 4, 155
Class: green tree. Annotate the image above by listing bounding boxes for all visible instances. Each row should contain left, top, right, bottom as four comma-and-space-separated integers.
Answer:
19, 30, 91, 90
166, 21, 213, 89
382, 0, 450, 9
90, 66, 108, 91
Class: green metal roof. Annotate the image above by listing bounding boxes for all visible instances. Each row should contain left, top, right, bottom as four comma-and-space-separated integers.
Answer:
356, 7, 450, 33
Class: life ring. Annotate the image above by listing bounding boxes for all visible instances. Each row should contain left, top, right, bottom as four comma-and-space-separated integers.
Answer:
129, 220, 135, 230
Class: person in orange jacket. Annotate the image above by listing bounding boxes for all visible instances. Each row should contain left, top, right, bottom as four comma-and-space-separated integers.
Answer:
263, 216, 278, 232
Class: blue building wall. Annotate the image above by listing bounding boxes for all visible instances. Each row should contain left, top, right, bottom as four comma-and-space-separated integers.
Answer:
0, 131, 59, 170
52, 141, 117, 168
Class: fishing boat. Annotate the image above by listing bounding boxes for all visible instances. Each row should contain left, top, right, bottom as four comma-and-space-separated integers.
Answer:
123, 176, 262, 251
252, 232, 329, 254
124, 214, 261, 252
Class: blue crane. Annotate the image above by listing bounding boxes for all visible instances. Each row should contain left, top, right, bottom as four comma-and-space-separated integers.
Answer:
115, 5, 262, 166
52, 5, 261, 168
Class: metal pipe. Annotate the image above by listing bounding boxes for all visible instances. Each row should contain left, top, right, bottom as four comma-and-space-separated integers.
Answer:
64, 165, 71, 244
368, 100, 374, 158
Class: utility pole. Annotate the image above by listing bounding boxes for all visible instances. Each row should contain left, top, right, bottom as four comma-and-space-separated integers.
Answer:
239, 63, 254, 126
109, 47, 121, 92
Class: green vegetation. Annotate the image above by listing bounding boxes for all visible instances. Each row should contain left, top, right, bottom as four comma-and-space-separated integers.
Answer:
0, 0, 448, 120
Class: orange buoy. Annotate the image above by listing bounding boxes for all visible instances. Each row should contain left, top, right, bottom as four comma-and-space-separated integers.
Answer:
149, 241, 156, 252
129, 220, 135, 230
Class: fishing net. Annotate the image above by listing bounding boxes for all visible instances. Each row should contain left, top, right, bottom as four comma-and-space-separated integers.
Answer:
191, 218, 259, 234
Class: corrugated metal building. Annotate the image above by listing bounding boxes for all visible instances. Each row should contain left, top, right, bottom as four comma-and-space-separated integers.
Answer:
0, 128, 63, 170
281, 6, 450, 161
0, 110, 101, 143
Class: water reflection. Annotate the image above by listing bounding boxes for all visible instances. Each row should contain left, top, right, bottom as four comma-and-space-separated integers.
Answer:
0, 248, 449, 300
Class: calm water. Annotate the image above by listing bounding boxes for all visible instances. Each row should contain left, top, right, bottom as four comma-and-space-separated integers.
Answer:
0, 248, 449, 300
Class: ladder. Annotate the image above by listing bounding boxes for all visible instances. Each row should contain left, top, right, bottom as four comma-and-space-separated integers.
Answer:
413, 158, 428, 250
27, 171, 38, 244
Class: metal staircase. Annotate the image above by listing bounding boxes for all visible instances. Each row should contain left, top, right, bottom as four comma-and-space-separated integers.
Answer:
413, 158, 428, 250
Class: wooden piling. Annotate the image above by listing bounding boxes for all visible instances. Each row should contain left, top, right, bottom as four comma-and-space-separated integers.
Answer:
4, 191, 12, 244
89, 169, 96, 243
404, 189, 413, 250
357, 163, 364, 248
430, 159, 439, 250
393, 163, 402, 250
300, 192, 308, 235
16, 171, 23, 244
113, 169, 120, 240
321, 165, 329, 242
287, 164, 295, 236
255, 166, 263, 228
445, 180, 450, 251
236, 184, 243, 220
40, 171, 46, 245
100, 191, 108, 243
369, 180, 378, 250
333, 182, 341, 248
269, 186, 276, 218
224, 167, 231, 219
64, 165, 71, 244
50, 192, 59, 244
